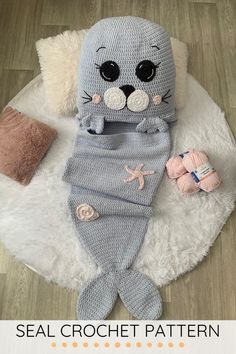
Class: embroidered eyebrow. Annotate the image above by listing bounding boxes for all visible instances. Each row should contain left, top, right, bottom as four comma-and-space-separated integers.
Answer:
151, 45, 160, 50
96, 46, 106, 53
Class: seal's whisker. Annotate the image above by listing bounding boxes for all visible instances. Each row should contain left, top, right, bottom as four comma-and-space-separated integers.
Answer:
81, 96, 92, 100
81, 94, 92, 104
162, 89, 170, 98
83, 90, 92, 98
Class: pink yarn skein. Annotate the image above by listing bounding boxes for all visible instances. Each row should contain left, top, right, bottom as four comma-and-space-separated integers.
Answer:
166, 149, 221, 194
182, 150, 221, 192
176, 173, 200, 194
166, 155, 187, 179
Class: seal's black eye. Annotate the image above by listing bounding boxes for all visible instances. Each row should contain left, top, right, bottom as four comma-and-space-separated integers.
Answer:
98, 61, 120, 82
135, 60, 158, 82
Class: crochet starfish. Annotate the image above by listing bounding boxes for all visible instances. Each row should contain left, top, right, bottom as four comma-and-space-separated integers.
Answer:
124, 163, 155, 190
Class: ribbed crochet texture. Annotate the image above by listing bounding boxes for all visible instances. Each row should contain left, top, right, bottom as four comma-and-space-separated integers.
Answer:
63, 16, 176, 320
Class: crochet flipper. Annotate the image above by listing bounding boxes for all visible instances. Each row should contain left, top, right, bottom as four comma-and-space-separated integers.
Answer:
78, 270, 162, 320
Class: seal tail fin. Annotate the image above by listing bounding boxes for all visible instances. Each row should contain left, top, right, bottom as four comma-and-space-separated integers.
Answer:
77, 270, 162, 320
118, 269, 162, 320
77, 273, 118, 320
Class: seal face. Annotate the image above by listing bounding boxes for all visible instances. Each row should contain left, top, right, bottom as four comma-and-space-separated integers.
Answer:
77, 16, 176, 124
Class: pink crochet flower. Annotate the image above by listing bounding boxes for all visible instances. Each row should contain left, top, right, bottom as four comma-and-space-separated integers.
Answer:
76, 204, 99, 221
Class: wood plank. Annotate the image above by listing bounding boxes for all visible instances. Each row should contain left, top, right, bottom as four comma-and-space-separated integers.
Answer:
41, 0, 100, 29
0, 69, 34, 111
217, 0, 236, 109
1, 260, 39, 319
177, 0, 192, 43
0, 274, 6, 319
0, 244, 10, 273
159, 0, 179, 38
188, 2, 229, 113
34, 277, 77, 320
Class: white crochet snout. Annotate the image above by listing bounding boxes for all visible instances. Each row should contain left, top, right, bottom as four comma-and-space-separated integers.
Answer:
127, 90, 149, 112
104, 87, 126, 110
104, 87, 149, 112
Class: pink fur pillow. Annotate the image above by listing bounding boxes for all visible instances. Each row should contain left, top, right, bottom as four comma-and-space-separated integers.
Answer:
0, 107, 57, 185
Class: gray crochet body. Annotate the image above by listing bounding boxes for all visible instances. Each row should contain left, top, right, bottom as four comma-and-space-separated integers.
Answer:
63, 16, 176, 320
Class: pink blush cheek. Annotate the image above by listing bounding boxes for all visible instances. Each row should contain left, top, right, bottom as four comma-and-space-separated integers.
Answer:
92, 94, 102, 104
153, 95, 162, 105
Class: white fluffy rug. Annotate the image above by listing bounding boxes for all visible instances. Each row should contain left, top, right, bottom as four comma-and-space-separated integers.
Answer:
0, 74, 236, 290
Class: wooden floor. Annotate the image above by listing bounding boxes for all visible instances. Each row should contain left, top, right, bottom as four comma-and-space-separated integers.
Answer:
0, 0, 235, 320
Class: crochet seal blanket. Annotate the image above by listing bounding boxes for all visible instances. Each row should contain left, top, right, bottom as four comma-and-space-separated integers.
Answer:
63, 16, 176, 320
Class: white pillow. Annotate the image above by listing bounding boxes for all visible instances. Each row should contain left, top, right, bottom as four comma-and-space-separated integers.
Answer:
36, 29, 188, 115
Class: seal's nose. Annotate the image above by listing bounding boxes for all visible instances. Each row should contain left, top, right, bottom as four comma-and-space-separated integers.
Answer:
120, 85, 135, 98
